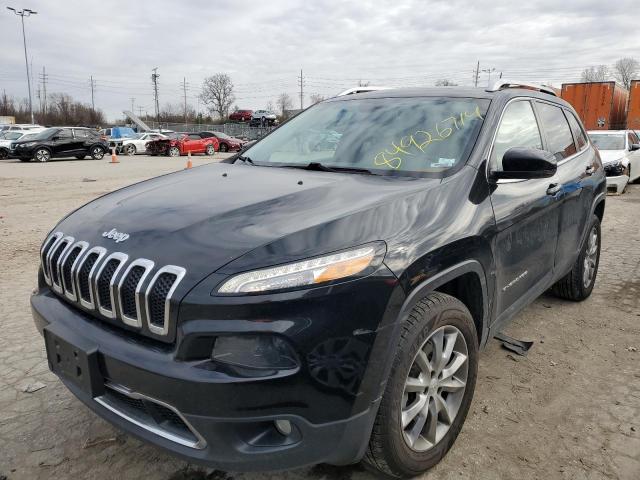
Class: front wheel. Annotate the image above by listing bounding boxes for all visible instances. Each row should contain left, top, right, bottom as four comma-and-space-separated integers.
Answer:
34, 148, 51, 162
90, 146, 105, 160
168, 146, 180, 157
551, 214, 601, 301
363, 292, 478, 478
124, 144, 136, 156
205, 144, 215, 155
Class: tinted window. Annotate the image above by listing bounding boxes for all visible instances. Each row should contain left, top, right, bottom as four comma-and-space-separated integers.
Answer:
188, 134, 201, 140
566, 113, 587, 150
244, 97, 490, 176
56, 129, 73, 139
74, 129, 89, 138
491, 101, 542, 170
536, 103, 576, 160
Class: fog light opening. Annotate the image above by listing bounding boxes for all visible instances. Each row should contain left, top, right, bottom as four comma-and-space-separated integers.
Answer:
274, 419, 292, 436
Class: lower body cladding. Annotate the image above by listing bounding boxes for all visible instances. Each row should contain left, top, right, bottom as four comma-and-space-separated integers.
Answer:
30, 265, 404, 471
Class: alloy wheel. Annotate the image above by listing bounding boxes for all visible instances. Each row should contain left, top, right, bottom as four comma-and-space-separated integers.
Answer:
169, 147, 180, 157
583, 226, 598, 288
125, 144, 136, 156
206, 145, 215, 155
92, 147, 104, 159
35, 149, 50, 162
401, 325, 468, 452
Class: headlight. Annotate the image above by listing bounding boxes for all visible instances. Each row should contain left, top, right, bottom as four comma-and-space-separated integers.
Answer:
217, 243, 385, 294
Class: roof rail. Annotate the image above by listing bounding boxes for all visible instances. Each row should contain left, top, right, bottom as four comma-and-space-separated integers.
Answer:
336, 86, 392, 97
486, 80, 558, 96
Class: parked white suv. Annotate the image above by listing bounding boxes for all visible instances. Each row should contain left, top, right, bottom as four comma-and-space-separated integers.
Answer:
588, 130, 640, 194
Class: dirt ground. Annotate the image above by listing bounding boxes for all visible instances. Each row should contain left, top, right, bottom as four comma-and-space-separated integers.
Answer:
0, 155, 638, 480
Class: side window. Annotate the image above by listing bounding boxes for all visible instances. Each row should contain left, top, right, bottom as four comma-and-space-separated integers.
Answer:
566, 112, 587, 150
536, 103, 577, 160
74, 129, 88, 139
627, 132, 638, 149
57, 129, 73, 139
491, 101, 542, 170
188, 134, 200, 140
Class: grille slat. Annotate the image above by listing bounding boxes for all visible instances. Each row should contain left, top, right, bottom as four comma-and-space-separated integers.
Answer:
79, 253, 99, 302
39, 232, 184, 339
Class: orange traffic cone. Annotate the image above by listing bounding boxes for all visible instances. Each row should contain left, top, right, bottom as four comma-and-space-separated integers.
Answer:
110, 147, 119, 164
186, 150, 193, 169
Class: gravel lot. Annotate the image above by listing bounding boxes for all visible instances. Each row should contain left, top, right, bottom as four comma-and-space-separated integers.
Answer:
0, 155, 639, 480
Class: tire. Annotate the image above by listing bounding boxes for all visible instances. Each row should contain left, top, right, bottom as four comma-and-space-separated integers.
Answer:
90, 146, 105, 160
206, 144, 215, 155
168, 146, 180, 157
363, 292, 478, 479
551, 214, 601, 301
124, 144, 136, 156
34, 148, 51, 162
219, 143, 228, 153
0, 149, 8, 159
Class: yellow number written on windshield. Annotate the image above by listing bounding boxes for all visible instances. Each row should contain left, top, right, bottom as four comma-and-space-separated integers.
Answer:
373, 105, 484, 170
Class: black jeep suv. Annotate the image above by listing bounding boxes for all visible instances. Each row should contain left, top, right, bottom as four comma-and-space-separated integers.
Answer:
11, 126, 108, 162
31, 83, 605, 478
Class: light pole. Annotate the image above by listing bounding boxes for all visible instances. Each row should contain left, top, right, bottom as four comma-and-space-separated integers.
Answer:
7, 6, 37, 124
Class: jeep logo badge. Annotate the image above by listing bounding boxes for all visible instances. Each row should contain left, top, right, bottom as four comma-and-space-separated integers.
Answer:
102, 228, 130, 243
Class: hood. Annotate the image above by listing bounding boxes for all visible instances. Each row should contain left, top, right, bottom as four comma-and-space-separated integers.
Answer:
598, 150, 628, 166
56, 162, 439, 286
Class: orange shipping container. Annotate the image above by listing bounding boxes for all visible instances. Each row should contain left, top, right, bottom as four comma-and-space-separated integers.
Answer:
628, 80, 640, 130
561, 82, 628, 130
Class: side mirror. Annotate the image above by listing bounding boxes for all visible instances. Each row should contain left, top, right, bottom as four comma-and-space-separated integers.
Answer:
630, 143, 640, 151
492, 147, 557, 180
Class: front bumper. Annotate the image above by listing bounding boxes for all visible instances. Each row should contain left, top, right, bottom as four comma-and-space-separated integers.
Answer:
31, 265, 403, 470
605, 175, 629, 194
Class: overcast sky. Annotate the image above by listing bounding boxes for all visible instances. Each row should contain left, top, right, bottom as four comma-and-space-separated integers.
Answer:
0, 0, 638, 121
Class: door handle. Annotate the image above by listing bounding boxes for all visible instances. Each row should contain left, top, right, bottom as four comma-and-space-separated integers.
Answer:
585, 165, 595, 175
547, 183, 562, 196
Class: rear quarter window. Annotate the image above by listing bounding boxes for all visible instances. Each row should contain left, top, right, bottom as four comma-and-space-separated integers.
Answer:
536, 102, 577, 160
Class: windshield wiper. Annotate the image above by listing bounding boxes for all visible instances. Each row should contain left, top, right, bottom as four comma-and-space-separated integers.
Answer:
285, 162, 375, 175
236, 155, 255, 165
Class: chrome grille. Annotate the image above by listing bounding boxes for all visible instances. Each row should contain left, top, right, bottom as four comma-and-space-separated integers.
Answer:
146, 266, 186, 336
96, 253, 128, 318
38, 232, 185, 339
118, 259, 154, 328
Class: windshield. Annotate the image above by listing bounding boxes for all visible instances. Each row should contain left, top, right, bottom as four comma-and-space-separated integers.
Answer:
1, 132, 24, 140
589, 133, 625, 150
243, 97, 489, 176
213, 131, 231, 139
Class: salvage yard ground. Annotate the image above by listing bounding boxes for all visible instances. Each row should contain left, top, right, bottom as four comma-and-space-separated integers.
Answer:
0, 155, 639, 480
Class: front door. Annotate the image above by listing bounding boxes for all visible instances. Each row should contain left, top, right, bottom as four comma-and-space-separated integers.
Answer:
51, 128, 77, 157
488, 100, 561, 323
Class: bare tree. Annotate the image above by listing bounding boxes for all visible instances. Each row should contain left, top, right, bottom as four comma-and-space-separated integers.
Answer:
581, 65, 609, 82
200, 73, 235, 119
613, 57, 640, 90
265, 100, 275, 113
276, 93, 293, 115
309, 93, 325, 104
435, 79, 458, 86
358, 80, 370, 87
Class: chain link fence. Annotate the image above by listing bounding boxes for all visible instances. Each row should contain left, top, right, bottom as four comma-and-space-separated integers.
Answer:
144, 121, 276, 140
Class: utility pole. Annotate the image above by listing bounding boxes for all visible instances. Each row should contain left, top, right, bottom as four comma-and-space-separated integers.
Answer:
297, 69, 305, 109
137, 106, 144, 118
151, 68, 160, 129
7, 7, 38, 123
39, 66, 47, 115
130, 97, 135, 112
180, 77, 188, 125
473, 61, 480, 88
89, 75, 96, 111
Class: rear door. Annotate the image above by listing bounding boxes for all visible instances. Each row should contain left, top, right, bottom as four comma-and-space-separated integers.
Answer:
534, 102, 594, 277
488, 99, 561, 322
182, 134, 203, 153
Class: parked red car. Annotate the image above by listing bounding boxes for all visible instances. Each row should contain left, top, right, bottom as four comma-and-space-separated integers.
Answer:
229, 109, 253, 122
199, 131, 245, 152
146, 132, 218, 157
